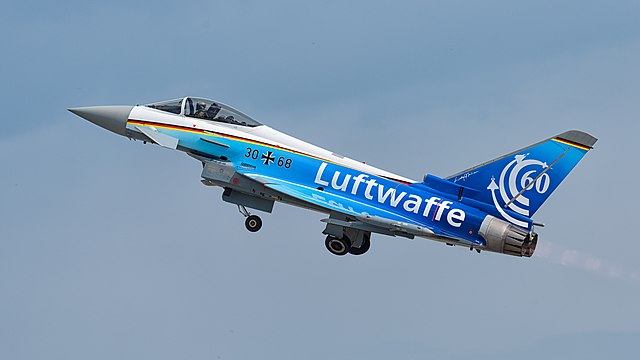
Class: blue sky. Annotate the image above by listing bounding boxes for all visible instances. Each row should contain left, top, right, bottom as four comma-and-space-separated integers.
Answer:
1, 1, 639, 359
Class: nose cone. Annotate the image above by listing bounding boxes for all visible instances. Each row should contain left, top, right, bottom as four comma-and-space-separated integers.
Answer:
68, 105, 134, 136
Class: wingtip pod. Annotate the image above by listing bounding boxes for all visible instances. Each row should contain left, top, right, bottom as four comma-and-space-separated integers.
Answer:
554, 130, 598, 150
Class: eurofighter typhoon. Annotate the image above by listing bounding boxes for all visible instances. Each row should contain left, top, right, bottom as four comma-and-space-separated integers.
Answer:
69, 97, 596, 257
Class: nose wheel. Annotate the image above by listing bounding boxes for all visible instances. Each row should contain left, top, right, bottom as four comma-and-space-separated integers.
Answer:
238, 205, 262, 232
245, 215, 262, 232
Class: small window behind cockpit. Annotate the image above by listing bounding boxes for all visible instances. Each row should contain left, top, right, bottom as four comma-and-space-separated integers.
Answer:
184, 97, 261, 127
144, 98, 183, 114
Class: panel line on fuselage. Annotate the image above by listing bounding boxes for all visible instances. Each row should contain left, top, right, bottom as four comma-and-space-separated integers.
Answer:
127, 119, 411, 185
246, 173, 423, 226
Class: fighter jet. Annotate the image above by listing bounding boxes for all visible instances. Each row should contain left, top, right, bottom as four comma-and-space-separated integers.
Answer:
69, 97, 597, 257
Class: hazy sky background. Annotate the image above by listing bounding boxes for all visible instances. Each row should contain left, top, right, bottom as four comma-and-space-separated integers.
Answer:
1, 1, 639, 359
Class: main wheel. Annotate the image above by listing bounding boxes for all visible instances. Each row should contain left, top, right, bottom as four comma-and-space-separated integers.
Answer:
348, 233, 371, 255
245, 215, 262, 232
325, 235, 351, 256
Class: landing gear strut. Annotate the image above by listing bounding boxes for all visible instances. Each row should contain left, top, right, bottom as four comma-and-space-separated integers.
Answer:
238, 205, 262, 232
348, 233, 370, 255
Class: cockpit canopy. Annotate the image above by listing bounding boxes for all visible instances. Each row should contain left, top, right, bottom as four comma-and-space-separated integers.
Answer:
144, 97, 262, 127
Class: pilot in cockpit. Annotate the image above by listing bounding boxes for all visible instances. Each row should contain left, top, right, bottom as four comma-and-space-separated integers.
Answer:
205, 103, 221, 119
194, 102, 207, 118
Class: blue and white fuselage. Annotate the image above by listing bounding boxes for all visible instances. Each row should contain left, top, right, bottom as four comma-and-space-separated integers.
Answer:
69, 96, 597, 258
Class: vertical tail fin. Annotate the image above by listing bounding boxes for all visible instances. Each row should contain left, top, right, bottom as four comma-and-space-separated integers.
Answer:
446, 130, 597, 222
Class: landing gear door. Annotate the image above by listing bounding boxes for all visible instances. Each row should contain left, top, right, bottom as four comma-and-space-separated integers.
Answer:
201, 160, 236, 183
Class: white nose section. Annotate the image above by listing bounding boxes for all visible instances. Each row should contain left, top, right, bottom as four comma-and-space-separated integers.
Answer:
68, 105, 134, 136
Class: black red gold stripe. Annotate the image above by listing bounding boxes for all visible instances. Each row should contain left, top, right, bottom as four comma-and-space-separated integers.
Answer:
552, 137, 591, 151
128, 119, 411, 185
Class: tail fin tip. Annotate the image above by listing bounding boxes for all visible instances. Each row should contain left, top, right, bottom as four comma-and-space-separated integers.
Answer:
555, 130, 598, 150
443, 129, 598, 220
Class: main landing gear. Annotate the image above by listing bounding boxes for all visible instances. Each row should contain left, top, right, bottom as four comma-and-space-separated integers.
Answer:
325, 233, 371, 256
238, 205, 262, 232
325, 236, 350, 256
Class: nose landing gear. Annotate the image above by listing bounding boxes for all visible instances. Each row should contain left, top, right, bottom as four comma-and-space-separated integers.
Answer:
238, 205, 262, 232
245, 215, 262, 232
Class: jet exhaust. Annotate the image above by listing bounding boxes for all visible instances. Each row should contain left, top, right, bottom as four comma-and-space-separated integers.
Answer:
479, 215, 538, 257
